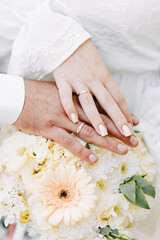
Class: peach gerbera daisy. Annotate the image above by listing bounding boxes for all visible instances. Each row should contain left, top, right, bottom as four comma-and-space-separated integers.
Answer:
39, 164, 97, 226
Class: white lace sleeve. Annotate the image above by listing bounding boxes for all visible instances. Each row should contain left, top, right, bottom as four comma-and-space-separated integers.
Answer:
8, 0, 91, 80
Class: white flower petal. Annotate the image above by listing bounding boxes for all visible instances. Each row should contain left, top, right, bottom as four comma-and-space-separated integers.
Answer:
43, 205, 55, 217
63, 208, 71, 225
48, 208, 64, 226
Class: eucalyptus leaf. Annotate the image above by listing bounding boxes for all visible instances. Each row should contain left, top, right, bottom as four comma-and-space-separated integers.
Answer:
123, 195, 135, 205
131, 175, 149, 187
120, 235, 136, 240
142, 185, 155, 198
111, 228, 119, 235
99, 225, 111, 236
99, 225, 136, 240
120, 180, 136, 203
110, 232, 136, 240
135, 186, 150, 209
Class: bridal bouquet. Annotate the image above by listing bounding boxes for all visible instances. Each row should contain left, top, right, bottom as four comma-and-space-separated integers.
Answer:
0, 127, 157, 240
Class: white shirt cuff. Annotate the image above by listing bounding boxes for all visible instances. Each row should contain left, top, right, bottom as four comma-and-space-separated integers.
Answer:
0, 74, 25, 126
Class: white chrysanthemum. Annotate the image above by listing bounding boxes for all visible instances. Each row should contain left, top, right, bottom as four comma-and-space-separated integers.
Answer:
0, 174, 26, 226
0, 126, 18, 143
38, 165, 97, 226
28, 212, 100, 240
0, 132, 35, 172
131, 133, 157, 182
95, 193, 130, 230
26, 137, 52, 163
81, 148, 125, 183
120, 150, 142, 180
59, 212, 100, 240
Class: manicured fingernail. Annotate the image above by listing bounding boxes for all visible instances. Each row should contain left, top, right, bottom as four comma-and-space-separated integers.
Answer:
128, 123, 133, 131
71, 113, 78, 123
130, 136, 139, 146
89, 154, 98, 163
132, 116, 139, 125
117, 144, 128, 153
98, 124, 108, 136
122, 124, 132, 137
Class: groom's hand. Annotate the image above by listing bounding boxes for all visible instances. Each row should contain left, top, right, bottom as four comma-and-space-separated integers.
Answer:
14, 79, 139, 163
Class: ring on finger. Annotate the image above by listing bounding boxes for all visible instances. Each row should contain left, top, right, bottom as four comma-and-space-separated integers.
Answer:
77, 90, 91, 97
76, 122, 85, 136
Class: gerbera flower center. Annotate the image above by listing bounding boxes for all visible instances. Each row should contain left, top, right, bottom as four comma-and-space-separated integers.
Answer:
58, 189, 70, 199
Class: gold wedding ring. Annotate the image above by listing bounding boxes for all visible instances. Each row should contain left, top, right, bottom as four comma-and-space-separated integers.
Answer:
77, 90, 91, 97
76, 122, 85, 136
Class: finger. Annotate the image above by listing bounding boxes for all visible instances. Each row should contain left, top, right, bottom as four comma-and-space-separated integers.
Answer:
75, 109, 138, 149
73, 97, 139, 147
91, 84, 132, 137
92, 99, 139, 127
132, 114, 139, 126
100, 115, 139, 148
43, 126, 98, 163
77, 89, 108, 136
94, 99, 139, 126
8, 224, 16, 240
103, 72, 133, 124
64, 120, 128, 155
58, 83, 78, 123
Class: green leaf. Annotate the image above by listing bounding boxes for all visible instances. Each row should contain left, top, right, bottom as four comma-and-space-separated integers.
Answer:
131, 175, 149, 187
134, 130, 140, 133
110, 232, 136, 240
111, 228, 119, 235
120, 175, 156, 209
123, 195, 135, 205
135, 186, 150, 209
99, 225, 136, 240
99, 225, 112, 236
85, 142, 91, 149
142, 185, 155, 198
120, 235, 136, 240
120, 180, 136, 204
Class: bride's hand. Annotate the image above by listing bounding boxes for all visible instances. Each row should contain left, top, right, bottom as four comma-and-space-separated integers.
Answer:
53, 39, 133, 138
14, 80, 139, 164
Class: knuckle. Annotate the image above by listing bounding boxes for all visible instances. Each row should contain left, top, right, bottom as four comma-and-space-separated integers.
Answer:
82, 125, 96, 138
81, 93, 91, 103
101, 115, 110, 126
78, 147, 88, 158
63, 137, 74, 148
89, 71, 96, 81
117, 95, 125, 105
103, 69, 111, 81
103, 99, 113, 110
45, 120, 55, 129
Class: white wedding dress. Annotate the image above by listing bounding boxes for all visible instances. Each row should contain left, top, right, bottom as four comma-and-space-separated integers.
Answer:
0, 0, 160, 239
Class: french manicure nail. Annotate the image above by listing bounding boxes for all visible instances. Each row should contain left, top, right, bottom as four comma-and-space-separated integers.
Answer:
71, 113, 78, 123
122, 124, 132, 137
98, 124, 108, 136
128, 123, 133, 131
130, 136, 139, 146
117, 144, 128, 153
89, 154, 98, 163
132, 116, 139, 125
